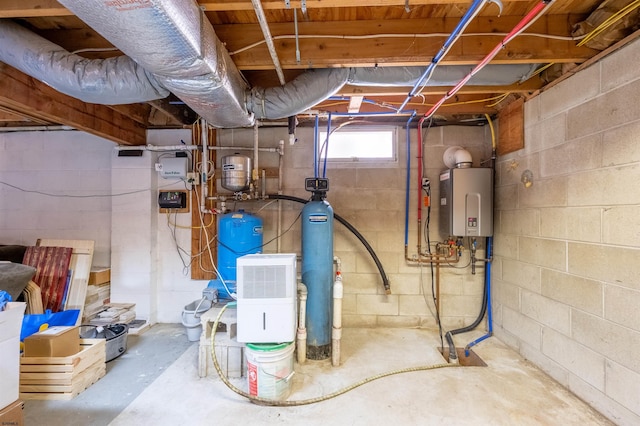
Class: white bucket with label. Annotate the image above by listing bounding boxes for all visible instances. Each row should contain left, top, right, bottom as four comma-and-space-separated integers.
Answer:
246, 342, 295, 400
181, 298, 212, 342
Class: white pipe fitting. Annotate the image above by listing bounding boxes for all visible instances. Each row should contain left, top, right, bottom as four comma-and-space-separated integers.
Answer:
297, 282, 308, 364
332, 271, 343, 367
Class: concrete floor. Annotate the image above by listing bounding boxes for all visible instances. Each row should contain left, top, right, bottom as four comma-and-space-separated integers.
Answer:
25, 324, 613, 425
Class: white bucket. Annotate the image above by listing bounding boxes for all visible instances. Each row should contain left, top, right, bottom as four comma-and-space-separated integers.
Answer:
181, 298, 212, 342
246, 342, 295, 400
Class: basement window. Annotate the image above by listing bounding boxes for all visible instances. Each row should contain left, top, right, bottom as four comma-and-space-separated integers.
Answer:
319, 127, 397, 162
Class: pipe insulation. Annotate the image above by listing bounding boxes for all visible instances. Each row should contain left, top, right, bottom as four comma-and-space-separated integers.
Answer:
57, 0, 254, 128
0, 19, 168, 104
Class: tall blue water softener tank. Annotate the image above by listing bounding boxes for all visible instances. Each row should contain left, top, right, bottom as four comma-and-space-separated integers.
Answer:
302, 199, 334, 360
216, 210, 263, 296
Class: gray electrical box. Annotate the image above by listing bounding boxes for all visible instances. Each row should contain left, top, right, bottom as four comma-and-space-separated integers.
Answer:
439, 168, 493, 237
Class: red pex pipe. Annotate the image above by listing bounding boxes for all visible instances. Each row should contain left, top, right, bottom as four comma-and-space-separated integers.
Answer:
422, 0, 554, 120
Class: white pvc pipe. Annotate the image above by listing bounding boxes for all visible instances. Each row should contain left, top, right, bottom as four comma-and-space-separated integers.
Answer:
332, 270, 343, 367
253, 122, 259, 198
201, 118, 209, 213
297, 282, 308, 364
207, 146, 278, 152
276, 139, 284, 253
116, 144, 199, 151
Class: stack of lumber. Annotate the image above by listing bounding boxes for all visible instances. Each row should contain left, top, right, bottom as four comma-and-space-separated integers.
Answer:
19, 339, 106, 400
22, 281, 44, 315
82, 268, 111, 323
89, 303, 136, 326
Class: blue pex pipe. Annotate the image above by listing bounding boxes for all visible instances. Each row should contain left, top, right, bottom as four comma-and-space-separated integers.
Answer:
404, 112, 416, 247
398, 0, 489, 111
465, 236, 493, 356
313, 115, 319, 178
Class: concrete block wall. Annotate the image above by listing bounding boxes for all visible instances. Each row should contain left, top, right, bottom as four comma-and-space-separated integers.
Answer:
493, 37, 640, 425
0, 130, 112, 266
217, 123, 492, 332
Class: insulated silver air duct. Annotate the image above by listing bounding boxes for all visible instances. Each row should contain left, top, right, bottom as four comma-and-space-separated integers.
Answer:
0, 19, 168, 104
58, 0, 254, 128
248, 64, 539, 119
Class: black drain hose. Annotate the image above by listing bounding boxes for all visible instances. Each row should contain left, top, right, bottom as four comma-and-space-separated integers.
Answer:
444, 259, 489, 362
268, 194, 391, 294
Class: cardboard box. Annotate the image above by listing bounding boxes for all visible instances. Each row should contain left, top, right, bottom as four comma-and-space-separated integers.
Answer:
0, 302, 26, 409
23, 326, 79, 358
88, 268, 110, 285
0, 399, 23, 426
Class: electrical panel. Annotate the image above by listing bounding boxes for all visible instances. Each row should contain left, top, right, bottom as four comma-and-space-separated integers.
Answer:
236, 253, 297, 343
439, 168, 493, 237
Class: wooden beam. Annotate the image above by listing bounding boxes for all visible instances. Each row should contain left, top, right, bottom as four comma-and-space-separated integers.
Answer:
0, 63, 146, 145
497, 97, 524, 155
148, 99, 198, 126
216, 15, 594, 70
200, 0, 532, 12
0, 0, 533, 17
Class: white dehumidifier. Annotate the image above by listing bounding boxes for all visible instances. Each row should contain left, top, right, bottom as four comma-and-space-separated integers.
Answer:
236, 253, 297, 343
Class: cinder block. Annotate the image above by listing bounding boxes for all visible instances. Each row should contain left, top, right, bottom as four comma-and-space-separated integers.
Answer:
568, 243, 640, 291
542, 327, 605, 390
502, 259, 540, 293
540, 63, 600, 120
377, 315, 421, 328
519, 237, 566, 271
597, 79, 640, 130
602, 119, 640, 167
605, 360, 640, 415
539, 207, 601, 243
519, 340, 569, 388
493, 234, 518, 260
492, 279, 521, 311
526, 114, 567, 154
355, 168, 403, 189
518, 176, 567, 209
572, 310, 640, 374
387, 272, 421, 295
601, 38, 640, 92
502, 306, 542, 350
356, 294, 399, 316
500, 209, 539, 237
398, 294, 431, 316
539, 133, 602, 178
569, 164, 640, 206
603, 206, 640, 247
604, 285, 640, 332
566, 98, 600, 140
521, 290, 571, 335
342, 314, 376, 328
439, 294, 482, 317
524, 96, 540, 127
541, 269, 603, 316
568, 372, 640, 426
495, 184, 518, 211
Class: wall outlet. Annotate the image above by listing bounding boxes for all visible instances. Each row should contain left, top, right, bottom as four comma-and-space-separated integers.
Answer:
187, 172, 199, 184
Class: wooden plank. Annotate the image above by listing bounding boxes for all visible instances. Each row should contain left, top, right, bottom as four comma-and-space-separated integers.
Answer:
0, 64, 146, 146
200, 0, 532, 11
21, 339, 105, 366
497, 97, 525, 155
0, 0, 534, 17
20, 361, 106, 399
36, 239, 95, 325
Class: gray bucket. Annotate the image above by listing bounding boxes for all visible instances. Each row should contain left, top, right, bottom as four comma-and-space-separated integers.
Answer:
181, 298, 212, 341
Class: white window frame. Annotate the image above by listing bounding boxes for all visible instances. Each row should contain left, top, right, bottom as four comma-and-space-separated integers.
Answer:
319, 126, 398, 164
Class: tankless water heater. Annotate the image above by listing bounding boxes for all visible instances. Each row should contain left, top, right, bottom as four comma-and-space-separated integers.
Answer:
439, 167, 493, 237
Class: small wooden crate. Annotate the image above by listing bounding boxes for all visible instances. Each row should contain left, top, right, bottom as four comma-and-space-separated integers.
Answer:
19, 339, 106, 400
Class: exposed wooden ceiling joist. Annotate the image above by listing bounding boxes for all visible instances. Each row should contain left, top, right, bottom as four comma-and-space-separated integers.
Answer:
0, 63, 146, 145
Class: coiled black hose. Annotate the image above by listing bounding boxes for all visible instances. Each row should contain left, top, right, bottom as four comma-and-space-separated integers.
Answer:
268, 194, 391, 294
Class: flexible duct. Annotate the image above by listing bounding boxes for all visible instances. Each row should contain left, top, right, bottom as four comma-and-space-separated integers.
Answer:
57, 0, 254, 128
5, 0, 540, 128
0, 19, 167, 104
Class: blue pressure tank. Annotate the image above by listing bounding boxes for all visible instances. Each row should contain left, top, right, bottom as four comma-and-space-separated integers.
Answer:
214, 210, 263, 297
302, 199, 334, 360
